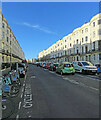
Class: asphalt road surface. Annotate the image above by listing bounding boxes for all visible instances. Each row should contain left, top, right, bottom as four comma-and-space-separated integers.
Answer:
8, 64, 100, 119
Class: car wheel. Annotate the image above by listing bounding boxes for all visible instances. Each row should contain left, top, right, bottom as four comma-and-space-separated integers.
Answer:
82, 70, 86, 74
72, 73, 75, 75
61, 71, 63, 75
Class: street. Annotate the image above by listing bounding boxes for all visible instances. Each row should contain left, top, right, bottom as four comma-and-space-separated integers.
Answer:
8, 64, 99, 119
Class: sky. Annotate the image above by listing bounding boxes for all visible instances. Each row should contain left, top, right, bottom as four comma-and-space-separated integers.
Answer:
2, 2, 99, 59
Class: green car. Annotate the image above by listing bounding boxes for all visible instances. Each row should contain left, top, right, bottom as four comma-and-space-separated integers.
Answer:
56, 62, 75, 75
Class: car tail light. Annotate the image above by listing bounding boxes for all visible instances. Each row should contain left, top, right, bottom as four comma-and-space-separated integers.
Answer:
54, 65, 55, 67
63, 65, 65, 69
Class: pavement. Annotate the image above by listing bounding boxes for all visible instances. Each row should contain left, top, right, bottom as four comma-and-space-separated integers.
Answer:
3, 64, 100, 119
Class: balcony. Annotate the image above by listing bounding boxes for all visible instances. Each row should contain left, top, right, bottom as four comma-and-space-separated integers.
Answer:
0, 49, 5, 54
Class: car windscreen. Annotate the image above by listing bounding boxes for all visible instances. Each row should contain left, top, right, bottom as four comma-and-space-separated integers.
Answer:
82, 62, 93, 66
64, 64, 73, 67
54, 64, 58, 67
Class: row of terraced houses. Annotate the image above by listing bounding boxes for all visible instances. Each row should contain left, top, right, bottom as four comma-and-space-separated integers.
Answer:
38, 13, 101, 65
0, 9, 25, 71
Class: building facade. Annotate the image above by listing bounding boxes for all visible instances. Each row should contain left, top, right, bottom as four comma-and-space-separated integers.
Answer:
38, 13, 101, 65
0, 9, 25, 69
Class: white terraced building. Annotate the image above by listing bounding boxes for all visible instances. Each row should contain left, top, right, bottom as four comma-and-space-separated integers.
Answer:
38, 13, 101, 65
0, 9, 25, 72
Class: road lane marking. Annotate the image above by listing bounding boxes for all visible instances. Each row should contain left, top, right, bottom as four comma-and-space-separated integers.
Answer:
22, 87, 24, 92
16, 115, 19, 120
25, 75, 26, 80
18, 102, 22, 109
23, 84, 25, 87
75, 74, 99, 81
21, 93, 23, 98
63, 77, 79, 85
55, 74, 62, 77
31, 76, 36, 79
28, 115, 31, 118
49, 71, 55, 74
63, 77, 99, 91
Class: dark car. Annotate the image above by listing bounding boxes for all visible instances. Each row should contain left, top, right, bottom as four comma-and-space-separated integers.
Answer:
48, 63, 59, 71
18, 63, 26, 78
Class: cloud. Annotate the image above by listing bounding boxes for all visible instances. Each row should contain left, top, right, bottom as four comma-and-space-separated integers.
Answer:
23, 22, 57, 35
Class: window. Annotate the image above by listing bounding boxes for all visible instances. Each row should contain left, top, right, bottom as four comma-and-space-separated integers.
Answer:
98, 40, 101, 50
98, 29, 101, 35
99, 54, 101, 60
94, 54, 95, 60
2, 56, 4, 62
82, 38, 83, 43
85, 28, 88, 32
65, 40, 66, 42
10, 34, 12, 38
93, 31, 95, 37
65, 45, 67, 48
85, 36, 88, 41
86, 56, 88, 61
7, 29, 9, 34
93, 22, 95, 27
65, 51, 66, 55
93, 42, 95, 50
78, 62, 82, 66
70, 43, 71, 47
77, 39, 79, 44
2, 32, 5, 38
98, 19, 101, 25
7, 37, 9, 42
82, 30, 83, 34
2, 23, 5, 28
82, 46, 84, 54
70, 50, 71, 54
85, 46, 88, 53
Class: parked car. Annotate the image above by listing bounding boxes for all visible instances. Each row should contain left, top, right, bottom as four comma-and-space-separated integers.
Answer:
56, 62, 75, 75
45, 63, 51, 69
18, 63, 26, 78
42, 63, 46, 68
48, 63, 59, 71
72, 61, 97, 74
95, 64, 101, 74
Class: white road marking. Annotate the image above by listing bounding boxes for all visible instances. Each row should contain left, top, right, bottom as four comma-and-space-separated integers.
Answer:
31, 76, 36, 79
49, 71, 55, 74
89, 86, 99, 91
63, 77, 79, 85
22, 87, 24, 92
23, 84, 25, 87
75, 74, 99, 81
63, 77, 99, 91
16, 115, 19, 120
21, 93, 23, 98
25, 75, 26, 80
28, 115, 31, 118
18, 102, 22, 109
55, 74, 62, 77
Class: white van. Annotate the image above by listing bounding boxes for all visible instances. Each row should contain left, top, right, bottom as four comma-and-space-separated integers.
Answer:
72, 61, 97, 74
